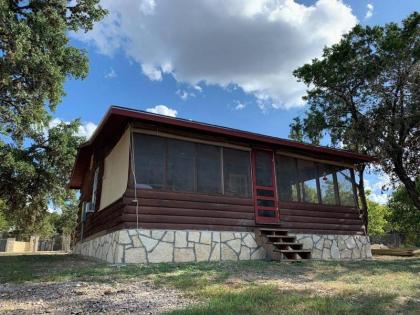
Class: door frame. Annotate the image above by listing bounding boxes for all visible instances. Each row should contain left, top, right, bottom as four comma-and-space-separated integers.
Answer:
251, 149, 280, 224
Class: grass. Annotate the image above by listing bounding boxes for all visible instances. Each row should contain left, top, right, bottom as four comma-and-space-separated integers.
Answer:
1, 254, 419, 314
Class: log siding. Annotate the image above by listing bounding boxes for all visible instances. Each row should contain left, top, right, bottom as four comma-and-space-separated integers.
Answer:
72, 109, 371, 241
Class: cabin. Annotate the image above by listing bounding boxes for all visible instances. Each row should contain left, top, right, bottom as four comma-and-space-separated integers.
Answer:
70, 106, 374, 263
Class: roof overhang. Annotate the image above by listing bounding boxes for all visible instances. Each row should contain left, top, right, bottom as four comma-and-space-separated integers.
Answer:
69, 106, 376, 189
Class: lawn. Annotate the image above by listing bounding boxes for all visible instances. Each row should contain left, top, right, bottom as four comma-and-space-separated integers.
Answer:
0, 254, 419, 314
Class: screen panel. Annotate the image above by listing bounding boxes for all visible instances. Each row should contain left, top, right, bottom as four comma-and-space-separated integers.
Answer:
223, 148, 251, 197
196, 143, 222, 194
134, 134, 166, 189
166, 139, 195, 192
275, 155, 300, 202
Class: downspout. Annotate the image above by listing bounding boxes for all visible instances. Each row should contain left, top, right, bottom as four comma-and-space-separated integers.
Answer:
129, 124, 140, 229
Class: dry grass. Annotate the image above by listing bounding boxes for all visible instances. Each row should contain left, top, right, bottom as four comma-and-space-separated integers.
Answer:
0, 254, 419, 314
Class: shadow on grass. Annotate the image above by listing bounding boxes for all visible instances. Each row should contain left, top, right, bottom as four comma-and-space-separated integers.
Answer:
1, 254, 419, 285
0, 254, 261, 284
167, 284, 410, 315
308, 258, 420, 282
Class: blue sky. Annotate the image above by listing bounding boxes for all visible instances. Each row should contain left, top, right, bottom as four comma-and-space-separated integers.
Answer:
56, 0, 419, 204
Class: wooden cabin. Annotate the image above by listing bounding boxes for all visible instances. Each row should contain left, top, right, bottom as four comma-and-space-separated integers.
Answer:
70, 106, 374, 263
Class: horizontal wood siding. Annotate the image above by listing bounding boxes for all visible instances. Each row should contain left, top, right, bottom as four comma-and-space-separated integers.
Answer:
78, 198, 125, 240
276, 202, 365, 235
123, 190, 365, 235
76, 193, 365, 238
124, 189, 255, 231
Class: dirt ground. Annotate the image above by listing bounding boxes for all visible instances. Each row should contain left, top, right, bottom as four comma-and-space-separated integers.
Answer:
0, 253, 418, 314
0, 279, 192, 314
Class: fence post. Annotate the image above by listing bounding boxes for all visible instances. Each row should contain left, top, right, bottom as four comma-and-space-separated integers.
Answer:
5, 238, 15, 252
30, 236, 39, 252
62, 234, 71, 252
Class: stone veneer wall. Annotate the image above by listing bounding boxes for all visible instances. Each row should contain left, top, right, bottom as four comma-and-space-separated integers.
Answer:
291, 233, 372, 260
73, 229, 265, 264
74, 229, 372, 263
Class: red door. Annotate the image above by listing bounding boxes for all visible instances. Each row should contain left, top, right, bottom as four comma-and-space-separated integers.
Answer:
252, 149, 279, 224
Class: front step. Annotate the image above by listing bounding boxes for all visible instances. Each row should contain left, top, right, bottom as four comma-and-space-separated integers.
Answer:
266, 235, 296, 242
272, 242, 303, 250
274, 249, 312, 260
255, 228, 311, 261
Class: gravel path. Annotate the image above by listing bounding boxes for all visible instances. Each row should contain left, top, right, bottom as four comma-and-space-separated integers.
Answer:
0, 280, 194, 314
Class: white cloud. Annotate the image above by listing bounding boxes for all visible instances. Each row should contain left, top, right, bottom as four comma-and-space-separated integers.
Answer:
365, 3, 374, 19
193, 85, 203, 92
176, 89, 193, 101
104, 68, 117, 79
364, 172, 391, 205
73, 0, 357, 109
77, 122, 98, 139
234, 101, 246, 110
146, 105, 178, 117
49, 118, 97, 140
141, 63, 163, 81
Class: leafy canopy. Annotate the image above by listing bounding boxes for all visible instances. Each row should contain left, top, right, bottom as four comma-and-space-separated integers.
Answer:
0, 0, 106, 232
291, 12, 420, 210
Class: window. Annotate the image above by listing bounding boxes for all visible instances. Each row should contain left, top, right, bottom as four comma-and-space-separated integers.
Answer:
318, 164, 338, 205
223, 148, 251, 197
133, 133, 250, 197
297, 159, 319, 204
196, 144, 222, 194
167, 139, 195, 192
134, 134, 166, 189
275, 155, 299, 202
275, 154, 358, 208
336, 168, 356, 207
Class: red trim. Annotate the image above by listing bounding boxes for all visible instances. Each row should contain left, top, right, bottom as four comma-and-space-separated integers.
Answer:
252, 149, 280, 224
278, 201, 359, 212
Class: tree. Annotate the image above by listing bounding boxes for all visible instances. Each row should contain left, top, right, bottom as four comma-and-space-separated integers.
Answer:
0, 1, 106, 232
55, 191, 79, 238
387, 179, 420, 246
290, 13, 420, 218
0, 209, 11, 233
366, 195, 390, 236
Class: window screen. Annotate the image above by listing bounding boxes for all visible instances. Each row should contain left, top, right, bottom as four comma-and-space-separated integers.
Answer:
275, 155, 299, 202
134, 134, 166, 189
223, 148, 251, 197
297, 159, 319, 204
255, 151, 273, 187
337, 168, 356, 207
166, 139, 195, 192
318, 164, 337, 205
196, 144, 222, 194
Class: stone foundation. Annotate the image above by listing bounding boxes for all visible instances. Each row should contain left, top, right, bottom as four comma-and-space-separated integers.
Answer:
291, 233, 372, 260
74, 229, 372, 263
73, 229, 265, 264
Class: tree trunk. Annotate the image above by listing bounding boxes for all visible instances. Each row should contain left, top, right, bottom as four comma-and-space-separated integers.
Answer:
355, 166, 369, 234
393, 163, 420, 210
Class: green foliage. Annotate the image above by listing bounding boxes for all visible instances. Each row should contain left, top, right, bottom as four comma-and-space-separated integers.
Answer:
0, 1, 106, 233
387, 179, 420, 246
291, 12, 420, 210
367, 196, 390, 236
0, 211, 10, 232
55, 191, 79, 237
